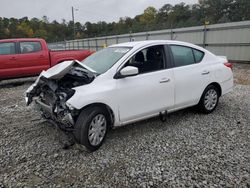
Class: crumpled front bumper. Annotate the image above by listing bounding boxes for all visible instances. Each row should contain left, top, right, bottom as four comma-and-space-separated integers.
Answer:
35, 98, 75, 129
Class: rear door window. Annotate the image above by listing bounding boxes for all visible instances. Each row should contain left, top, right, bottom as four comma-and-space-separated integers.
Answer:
170, 45, 195, 67
193, 49, 204, 63
0, 42, 16, 55
20, 42, 42, 54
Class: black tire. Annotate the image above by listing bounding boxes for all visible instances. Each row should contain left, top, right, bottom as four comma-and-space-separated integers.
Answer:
73, 106, 109, 151
198, 85, 219, 114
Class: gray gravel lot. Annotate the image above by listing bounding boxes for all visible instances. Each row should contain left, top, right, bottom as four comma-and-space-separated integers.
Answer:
0, 64, 250, 187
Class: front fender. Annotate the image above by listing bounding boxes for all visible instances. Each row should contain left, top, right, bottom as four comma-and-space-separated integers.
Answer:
66, 82, 120, 125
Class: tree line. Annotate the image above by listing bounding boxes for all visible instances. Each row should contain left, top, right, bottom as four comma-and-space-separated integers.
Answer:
0, 0, 249, 42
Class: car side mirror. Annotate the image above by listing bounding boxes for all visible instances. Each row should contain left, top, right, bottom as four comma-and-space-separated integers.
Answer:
114, 66, 139, 79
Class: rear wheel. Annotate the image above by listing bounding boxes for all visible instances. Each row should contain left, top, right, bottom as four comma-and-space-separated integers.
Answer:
73, 106, 108, 151
198, 85, 219, 114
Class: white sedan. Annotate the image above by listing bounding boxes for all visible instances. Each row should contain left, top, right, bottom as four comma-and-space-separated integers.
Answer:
26, 40, 234, 151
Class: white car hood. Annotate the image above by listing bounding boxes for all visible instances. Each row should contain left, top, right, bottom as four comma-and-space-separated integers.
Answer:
39, 60, 96, 80
25, 60, 96, 105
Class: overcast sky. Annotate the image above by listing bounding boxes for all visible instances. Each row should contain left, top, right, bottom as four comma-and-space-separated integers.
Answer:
1, 0, 197, 23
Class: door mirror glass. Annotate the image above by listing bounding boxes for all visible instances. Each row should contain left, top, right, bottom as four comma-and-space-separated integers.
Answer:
116, 66, 138, 78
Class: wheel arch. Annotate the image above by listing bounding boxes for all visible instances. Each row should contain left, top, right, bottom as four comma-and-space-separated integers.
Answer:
207, 82, 222, 97
197, 82, 221, 113
198, 82, 222, 104
80, 102, 115, 128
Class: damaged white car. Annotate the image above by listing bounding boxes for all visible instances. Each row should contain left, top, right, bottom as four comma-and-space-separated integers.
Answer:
26, 40, 233, 151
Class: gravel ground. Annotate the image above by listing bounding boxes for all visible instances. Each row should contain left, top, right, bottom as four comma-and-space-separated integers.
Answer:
233, 63, 250, 85
0, 63, 249, 187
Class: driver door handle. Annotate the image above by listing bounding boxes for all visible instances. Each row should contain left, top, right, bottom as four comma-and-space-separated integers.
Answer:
201, 70, 210, 75
159, 78, 170, 83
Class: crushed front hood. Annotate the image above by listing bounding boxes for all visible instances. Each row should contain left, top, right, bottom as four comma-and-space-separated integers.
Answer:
35, 60, 96, 80
25, 60, 96, 105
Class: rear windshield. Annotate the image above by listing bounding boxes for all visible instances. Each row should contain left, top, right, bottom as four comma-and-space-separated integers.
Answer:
81, 47, 131, 74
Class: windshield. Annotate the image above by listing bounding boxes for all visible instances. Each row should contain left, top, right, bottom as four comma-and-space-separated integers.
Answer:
81, 47, 131, 74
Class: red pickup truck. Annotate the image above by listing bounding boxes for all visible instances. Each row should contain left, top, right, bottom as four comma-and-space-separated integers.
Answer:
0, 38, 93, 80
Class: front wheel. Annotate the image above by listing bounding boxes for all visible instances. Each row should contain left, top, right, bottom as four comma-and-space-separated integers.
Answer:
198, 85, 219, 114
73, 106, 108, 151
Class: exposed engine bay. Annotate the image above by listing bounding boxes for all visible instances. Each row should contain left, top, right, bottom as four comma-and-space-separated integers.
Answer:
26, 60, 96, 130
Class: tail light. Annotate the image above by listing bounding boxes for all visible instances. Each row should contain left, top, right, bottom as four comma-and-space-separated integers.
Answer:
224, 62, 233, 70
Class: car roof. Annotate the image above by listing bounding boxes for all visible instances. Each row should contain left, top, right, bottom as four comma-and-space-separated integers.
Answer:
0, 38, 43, 42
110, 40, 205, 52
110, 40, 169, 47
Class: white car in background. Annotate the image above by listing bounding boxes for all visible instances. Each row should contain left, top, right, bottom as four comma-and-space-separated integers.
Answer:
26, 40, 234, 151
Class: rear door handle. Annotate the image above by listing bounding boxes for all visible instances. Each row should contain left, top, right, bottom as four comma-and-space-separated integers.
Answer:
201, 70, 210, 75
159, 78, 170, 83
39, 55, 45, 58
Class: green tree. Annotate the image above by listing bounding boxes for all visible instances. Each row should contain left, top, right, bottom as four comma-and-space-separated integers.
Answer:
139, 6, 157, 26
16, 22, 34, 37
0, 1, 249, 41
199, 0, 231, 23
